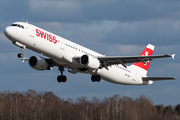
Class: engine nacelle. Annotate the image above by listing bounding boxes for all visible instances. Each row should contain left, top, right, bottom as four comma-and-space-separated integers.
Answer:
29, 56, 48, 71
80, 55, 100, 69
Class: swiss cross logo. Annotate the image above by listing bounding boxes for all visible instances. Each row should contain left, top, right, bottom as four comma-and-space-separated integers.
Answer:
133, 47, 153, 71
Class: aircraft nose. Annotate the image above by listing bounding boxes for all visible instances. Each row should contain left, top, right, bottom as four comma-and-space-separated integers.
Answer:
4, 26, 15, 41
4, 26, 11, 37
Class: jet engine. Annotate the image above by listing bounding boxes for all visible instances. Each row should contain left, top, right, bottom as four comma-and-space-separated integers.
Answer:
29, 56, 48, 71
80, 55, 100, 69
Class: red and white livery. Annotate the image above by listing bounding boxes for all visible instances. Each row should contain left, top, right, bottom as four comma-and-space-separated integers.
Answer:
4, 22, 176, 85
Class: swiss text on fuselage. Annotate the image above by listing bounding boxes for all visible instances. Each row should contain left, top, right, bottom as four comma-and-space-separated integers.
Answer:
36, 29, 58, 44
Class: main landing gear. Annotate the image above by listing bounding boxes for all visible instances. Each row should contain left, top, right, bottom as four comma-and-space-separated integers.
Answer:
91, 75, 101, 82
56, 67, 101, 83
91, 69, 101, 82
57, 66, 67, 83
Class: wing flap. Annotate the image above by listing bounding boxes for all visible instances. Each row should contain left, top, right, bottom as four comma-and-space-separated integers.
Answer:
142, 77, 176, 81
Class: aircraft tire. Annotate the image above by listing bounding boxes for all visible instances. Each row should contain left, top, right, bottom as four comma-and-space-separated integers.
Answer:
17, 53, 23, 58
96, 75, 101, 82
91, 75, 101, 82
91, 75, 96, 82
62, 75, 67, 82
57, 75, 67, 83
57, 76, 61, 83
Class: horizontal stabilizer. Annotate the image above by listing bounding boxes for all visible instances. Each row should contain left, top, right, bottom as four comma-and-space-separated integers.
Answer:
142, 77, 176, 81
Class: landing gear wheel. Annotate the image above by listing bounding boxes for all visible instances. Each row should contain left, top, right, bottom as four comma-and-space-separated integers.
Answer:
91, 75, 101, 82
57, 75, 67, 83
96, 75, 101, 82
17, 53, 23, 58
91, 75, 96, 82
62, 75, 67, 82
57, 76, 61, 83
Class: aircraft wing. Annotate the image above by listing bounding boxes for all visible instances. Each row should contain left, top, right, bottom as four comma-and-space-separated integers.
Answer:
142, 77, 176, 81
98, 54, 175, 68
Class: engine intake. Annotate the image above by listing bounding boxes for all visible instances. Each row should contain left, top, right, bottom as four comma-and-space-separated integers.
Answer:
80, 55, 100, 69
29, 56, 48, 71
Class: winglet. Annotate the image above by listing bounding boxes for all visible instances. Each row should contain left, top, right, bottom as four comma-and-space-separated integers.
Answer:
171, 54, 175, 60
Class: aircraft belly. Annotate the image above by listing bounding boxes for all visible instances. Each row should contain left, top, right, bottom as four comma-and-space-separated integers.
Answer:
98, 66, 143, 85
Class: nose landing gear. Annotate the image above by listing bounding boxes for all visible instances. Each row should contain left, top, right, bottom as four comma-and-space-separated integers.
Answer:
17, 46, 25, 58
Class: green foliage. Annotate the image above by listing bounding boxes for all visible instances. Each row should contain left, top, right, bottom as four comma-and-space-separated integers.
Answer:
0, 90, 179, 120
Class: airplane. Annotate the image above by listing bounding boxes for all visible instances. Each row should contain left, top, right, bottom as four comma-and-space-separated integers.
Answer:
4, 22, 176, 85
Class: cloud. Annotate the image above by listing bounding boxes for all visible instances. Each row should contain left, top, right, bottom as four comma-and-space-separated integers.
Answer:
101, 19, 180, 45
0, 0, 30, 22
0, 0, 180, 106
1, 0, 180, 23
28, 0, 82, 22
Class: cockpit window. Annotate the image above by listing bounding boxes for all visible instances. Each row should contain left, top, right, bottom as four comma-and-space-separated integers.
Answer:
11, 24, 24, 29
11, 24, 17, 26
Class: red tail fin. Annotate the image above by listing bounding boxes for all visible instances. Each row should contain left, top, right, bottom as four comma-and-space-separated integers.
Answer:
131, 44, 154, 76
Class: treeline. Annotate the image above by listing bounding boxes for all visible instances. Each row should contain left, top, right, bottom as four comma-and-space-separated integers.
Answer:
0, 90, 179, 120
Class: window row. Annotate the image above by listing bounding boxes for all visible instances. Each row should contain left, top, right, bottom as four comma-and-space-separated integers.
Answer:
65, 43, 94, 57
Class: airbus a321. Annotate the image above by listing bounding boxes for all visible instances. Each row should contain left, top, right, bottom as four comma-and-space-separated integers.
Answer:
4, 22, 176, 85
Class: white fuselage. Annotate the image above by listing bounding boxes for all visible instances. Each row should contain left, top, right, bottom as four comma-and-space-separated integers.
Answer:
4, 22, 153, 85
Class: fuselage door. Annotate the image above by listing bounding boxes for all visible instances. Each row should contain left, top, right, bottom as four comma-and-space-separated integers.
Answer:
27, 25, 37, 46
133, 73, 137, 81
60, 41, 65, 50
29, 26, 35, 38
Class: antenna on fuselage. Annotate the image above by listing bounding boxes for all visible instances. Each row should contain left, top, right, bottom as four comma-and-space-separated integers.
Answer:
26, 21, 28, 23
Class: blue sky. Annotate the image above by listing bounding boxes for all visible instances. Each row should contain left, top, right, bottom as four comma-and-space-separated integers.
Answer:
0, 0, 179, 105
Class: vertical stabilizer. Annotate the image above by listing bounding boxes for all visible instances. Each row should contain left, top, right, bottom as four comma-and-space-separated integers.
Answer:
130, 44, 154, 76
